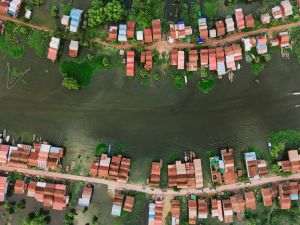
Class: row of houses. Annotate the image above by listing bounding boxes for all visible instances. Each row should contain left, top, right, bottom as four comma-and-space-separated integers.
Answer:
187, 191, 257, 224
89, 154, 131, 183
14, 179, 69, 210
108, 19, 162, 43
0, 143, 64, 171
111, 191, 135, 216
47, 37, 79, 62
167, 152, 203, 189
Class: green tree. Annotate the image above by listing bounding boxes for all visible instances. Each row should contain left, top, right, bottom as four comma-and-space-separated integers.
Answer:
50, 5, 58, 18
95, 143, 107, 156
64, 209, 77, 225
87, 7, 105, 27
251, 63, 265, 76
104, 0, 124, 22
198, 77, 216, 94
204, 0, 218, 19
23, 209, 49, 225
62, 77, 80, 90
28, 0, 44, 6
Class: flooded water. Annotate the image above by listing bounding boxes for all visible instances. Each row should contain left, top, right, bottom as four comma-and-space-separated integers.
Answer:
1, 49, 300, 179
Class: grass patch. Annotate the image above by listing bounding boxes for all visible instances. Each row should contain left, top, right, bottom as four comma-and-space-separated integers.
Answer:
69, 181, 85, 207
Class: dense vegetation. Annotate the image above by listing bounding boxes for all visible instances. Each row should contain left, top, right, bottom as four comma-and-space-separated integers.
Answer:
290, 26, 300, 63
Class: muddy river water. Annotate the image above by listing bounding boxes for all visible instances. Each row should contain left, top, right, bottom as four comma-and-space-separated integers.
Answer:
0, 50, 300, 178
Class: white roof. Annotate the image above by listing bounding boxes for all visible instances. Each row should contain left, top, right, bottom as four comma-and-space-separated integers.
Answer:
69, 40, 79, 50
209, 29, 216, 38
24, 9, 32, 19
242, 38, 253, 51
40, 144, 51, 153
136, 31, 144, 41
61, 15, 70, 26
49, 37, 60, 49
111, 204, 122, 216
244, 152, 257, 161
70, 25, 79, 33
36, 182, 47, 188
217, 61, 226, 76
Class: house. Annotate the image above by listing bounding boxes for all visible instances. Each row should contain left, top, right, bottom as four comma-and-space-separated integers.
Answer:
280, 0, 293, 17
216, 47, 226, 76
278, 31, 290, 48
261, 187, 273, 207
177, 50, 185, 70
0, 144, 9, 163
222, 199, 233, 224
144, 28, 153, 43
118, 24, 127, 42
24, 9, 32, 20
200, 49, 209, 67
47, 37, 60, 62
244, 152, 268, 179
278, 149, 300, 173
149, 161, 161, 187
78, 185, 93, 208
0, 176, 8, 202
209, 29, 217, 38
188, 199, 197, 225
171, 200, 180, 225
8, 0, 22, 18
261, 13, 271, 24
148, 202, 155, 225
126, 51, 135, 77
127, 21, 135, 39
197, 199, 208, 219
208, 49, 217, 71
170, 49, 178, 66
141, 51, 153, 71
14, 179, 27, 194
152, 19, 162, 41
245, 15, 255, 29
278, 183, 291, 209
288, 182, 299, 200
272, 6, 283, 19
244, 191, 256, 210
149, 199, 163, 225
111, 191, 124, 216
69, 8, 83, 32
123, 195, 135, 212
198, 18, 208, 40
216, 20, 226, 37
230, 194, 245, 215
256, 35, 268, 55
211, 199, 223, 222
108, 26, 118, 41
69, 40, 79, 58
61, 15, 70, 27
221, 148, 236, 185
242, 37, 256, 52
235, 8, 245, 30
0, 1, 9, 15
187, 50, 198, 72
225, 17, 235, 33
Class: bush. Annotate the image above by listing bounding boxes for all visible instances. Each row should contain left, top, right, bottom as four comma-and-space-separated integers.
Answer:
251, 63, 265, 76
27, 30, 49, 57
62, 77, 80, 90
198, 77, 215, 94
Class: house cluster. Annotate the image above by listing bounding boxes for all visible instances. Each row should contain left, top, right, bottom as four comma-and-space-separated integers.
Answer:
167, 152, 203, 189
198, 8, 255, 42
148, 198, 163, 225
125, 49, 154, 76
107, 19, 161, 43
209, 148, 237, 185
0, 176, 8, 202
244, 152, 268, 179
0, 0, 23, 18
278, 149, 300, 173
78, 184, 93, 208
47, 37, 79, 62
0, 143, 64, 171
261, 181, 300, 210
89, 154, 131, 183
111, 191, 135, 216
61, 8, 83, 33
148, 161, 162, 187
14, 179, 69, 210
168, 21, 193, 43
187, 191, 257, 224
170, 44, 243, 76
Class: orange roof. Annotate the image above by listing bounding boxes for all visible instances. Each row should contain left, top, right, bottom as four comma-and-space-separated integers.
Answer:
245, 191, 256, 210
170, 49, 178, 66
152, 19, 162, 41
126, 51, 135, 77
127, 21, 136, 39
47, 48, 58, 62
261, 188, 273, 207
144, 28, 153, 43
123, 195, 135, 212
230, 194, 245, 213
200, 49, 209, 66
245, 15, 255, 28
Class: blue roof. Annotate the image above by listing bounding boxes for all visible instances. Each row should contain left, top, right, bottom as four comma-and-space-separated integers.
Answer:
70, 9, 83, 20
290, 194, 299, 201
70, 19, 80, 27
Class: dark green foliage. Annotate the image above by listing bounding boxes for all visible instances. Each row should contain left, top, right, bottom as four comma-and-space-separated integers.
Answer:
290, 26, 300, 63
23, 208, 50, 225
95, 143, 108, 156
64, 208, 77, 225
197, 73, 216, 94
251, 62, 265, 76
27, 30, 49, 57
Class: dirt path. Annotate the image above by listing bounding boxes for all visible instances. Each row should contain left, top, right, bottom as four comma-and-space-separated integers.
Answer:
1, 164, 300, 197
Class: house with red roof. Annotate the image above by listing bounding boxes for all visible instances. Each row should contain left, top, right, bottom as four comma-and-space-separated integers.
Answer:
235, 8, 245, 30
208, 49, 217, 71
144, 28, 153, 43
170, 49, 178, 66
187, 50, 198, 72
278, 31, 290, 48
280, 0, 293, 17
152, 19, 162, 41
261, 187, 273, 207
126, 51, 135, 77
127, 21, 135, 39
245, 15, 255, 29
141, 51, 153, 71
245, 191, 256, 210
211, 199, 223, 222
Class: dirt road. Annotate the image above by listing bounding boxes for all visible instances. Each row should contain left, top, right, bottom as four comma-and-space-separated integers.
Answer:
1, 164, 300, 196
